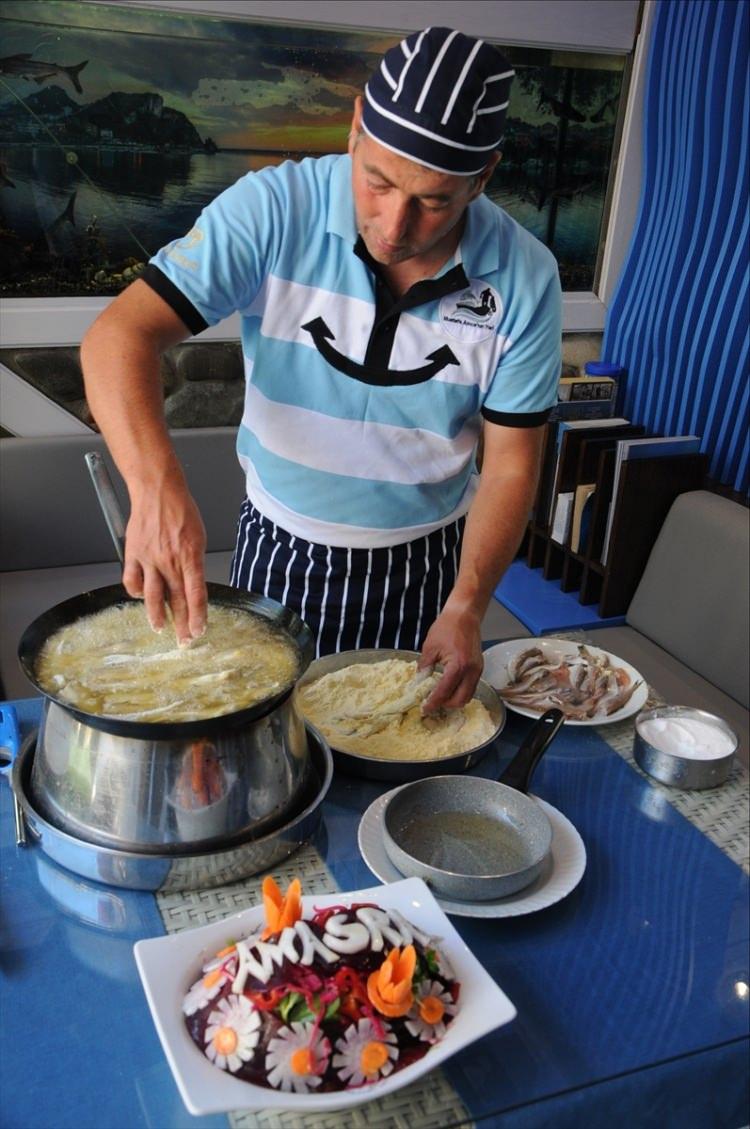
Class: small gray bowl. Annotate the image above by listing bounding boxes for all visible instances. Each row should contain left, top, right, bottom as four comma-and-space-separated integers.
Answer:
633, 705, 737, 789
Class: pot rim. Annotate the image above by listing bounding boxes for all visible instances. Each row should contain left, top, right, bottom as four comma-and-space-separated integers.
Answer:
634, 704, 738, 763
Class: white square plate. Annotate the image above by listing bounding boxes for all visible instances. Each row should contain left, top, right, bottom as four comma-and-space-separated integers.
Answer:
134, 877, 516, 1114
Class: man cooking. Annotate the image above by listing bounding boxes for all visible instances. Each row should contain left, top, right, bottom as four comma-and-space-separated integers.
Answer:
80, 26, 561, 715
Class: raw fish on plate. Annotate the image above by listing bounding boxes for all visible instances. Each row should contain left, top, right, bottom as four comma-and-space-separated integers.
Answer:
482, 639, 648, 726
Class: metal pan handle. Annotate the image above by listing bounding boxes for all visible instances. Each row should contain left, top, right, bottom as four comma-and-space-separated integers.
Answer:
85, 451, 126, 564
497, 708, 565, 794
0, 704, 26, 845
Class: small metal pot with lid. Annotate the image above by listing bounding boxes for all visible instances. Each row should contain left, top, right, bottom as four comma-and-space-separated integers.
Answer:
18, 583, 315, 853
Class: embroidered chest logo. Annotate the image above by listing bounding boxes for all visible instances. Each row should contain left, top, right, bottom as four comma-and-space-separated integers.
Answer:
440, 282, 502, 343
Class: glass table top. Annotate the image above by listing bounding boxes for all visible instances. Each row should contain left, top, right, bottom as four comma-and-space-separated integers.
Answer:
1, 696, 748, 1128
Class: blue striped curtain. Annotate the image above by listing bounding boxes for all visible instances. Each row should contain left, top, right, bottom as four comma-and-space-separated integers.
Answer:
603, 0, 749, 496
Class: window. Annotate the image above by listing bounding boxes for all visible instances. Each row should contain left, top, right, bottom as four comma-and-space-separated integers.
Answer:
0, 0, 640, 343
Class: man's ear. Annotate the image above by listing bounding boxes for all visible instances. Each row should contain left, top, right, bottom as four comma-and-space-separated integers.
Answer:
470, 151, 501, 200
348, 96, 364, 154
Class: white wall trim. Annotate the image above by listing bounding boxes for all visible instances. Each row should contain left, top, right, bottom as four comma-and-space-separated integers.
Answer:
103, 0, 641, 53
598, 0, 653, 307
562, 293, 607, 333
0, 362, 93, 436
0, 292, 610, 346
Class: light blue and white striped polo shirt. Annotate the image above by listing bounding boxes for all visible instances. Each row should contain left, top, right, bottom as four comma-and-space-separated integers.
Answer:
145, 154, 561, 549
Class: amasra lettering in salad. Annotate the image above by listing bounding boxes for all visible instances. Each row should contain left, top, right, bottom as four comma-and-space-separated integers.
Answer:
183, 877, 460, 1093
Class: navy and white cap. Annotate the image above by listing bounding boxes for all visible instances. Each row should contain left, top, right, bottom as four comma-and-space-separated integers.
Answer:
362, 27, 514, 176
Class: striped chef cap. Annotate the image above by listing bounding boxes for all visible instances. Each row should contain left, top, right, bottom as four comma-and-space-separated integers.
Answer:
362, 27, 514, 176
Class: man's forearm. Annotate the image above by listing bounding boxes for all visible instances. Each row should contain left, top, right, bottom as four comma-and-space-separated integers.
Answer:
80, 284, 187, 498
79, 280, 208, 641
443, 461, 539, 622
445, 476, 533, 623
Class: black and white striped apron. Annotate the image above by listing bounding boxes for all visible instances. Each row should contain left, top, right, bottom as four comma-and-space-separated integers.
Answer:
230, 500, 464, 657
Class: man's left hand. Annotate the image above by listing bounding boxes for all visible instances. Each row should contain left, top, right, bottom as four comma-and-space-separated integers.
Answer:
418, 605, 484, 713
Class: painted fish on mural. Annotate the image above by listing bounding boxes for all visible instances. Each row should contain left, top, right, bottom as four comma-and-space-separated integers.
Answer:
0, 53, 89, 95
46, 191, 77, 237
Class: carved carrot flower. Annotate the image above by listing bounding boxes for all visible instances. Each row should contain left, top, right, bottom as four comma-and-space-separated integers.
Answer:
366, 945, 416, 1017
265, 1022, 331, 1093
261, 876, 302, 939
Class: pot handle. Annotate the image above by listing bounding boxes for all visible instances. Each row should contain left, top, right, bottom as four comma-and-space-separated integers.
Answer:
497, 708, 565, 794
85, 452, 126, 564
0, 705, 26, 846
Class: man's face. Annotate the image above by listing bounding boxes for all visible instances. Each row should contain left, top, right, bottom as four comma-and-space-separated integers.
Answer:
348, 99, 495, 270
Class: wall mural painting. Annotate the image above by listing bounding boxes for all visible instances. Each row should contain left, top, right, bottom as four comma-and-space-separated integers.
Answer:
0, 1, 625, 299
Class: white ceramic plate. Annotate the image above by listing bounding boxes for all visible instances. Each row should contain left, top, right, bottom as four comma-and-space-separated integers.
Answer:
482, 637, 648, 726
134, 877, 516, 1115
358, 791, 586, 920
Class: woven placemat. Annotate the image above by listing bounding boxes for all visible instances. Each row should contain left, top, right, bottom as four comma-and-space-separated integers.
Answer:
548, 632, 749, 874
156, 843, 472, 1129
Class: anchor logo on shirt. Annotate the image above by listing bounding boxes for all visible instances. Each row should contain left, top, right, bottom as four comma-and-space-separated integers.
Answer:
302, 317, 459, 385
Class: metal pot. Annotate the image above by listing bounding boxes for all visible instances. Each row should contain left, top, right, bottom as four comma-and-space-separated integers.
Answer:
17, 583, 315, 852
381, 709, 564, 900
12, 723, 333, 892
295, 648, 506, 782
633, 705, 738, 789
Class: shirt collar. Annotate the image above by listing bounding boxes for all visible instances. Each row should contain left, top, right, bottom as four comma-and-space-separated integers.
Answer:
327, 154, 358, 243
462, 194, 504, 277
353, 234, 468, 310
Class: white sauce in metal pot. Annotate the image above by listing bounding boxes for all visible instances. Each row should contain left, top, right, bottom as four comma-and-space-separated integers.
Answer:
638, 716, 735, 760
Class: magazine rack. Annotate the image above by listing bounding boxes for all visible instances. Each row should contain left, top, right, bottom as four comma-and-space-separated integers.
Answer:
524, 427, 707, 618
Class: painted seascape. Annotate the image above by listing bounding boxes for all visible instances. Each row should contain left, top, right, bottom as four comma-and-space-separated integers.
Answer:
0, 1, 625, 298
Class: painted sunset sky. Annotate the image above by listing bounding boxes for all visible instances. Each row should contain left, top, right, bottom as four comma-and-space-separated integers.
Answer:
1, 0, 400, 152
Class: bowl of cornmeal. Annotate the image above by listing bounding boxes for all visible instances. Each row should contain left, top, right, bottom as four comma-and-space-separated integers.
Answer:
294, 649, 505, 782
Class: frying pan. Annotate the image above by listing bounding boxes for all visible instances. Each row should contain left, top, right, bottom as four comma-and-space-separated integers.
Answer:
381, 708, 565, 900
17, 582, 313, 739
295, 648, 506, 782
16, 584, 316, 852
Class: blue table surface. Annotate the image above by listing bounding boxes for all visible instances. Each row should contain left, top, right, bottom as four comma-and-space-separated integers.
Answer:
1, 696, 748, 1129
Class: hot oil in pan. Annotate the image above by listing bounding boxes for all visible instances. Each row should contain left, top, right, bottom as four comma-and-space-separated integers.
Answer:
397, 811, 533, 876
35, 603, 299, 723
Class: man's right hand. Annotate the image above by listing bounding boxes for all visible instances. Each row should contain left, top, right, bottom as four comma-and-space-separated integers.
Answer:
123, 473, 208, 646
